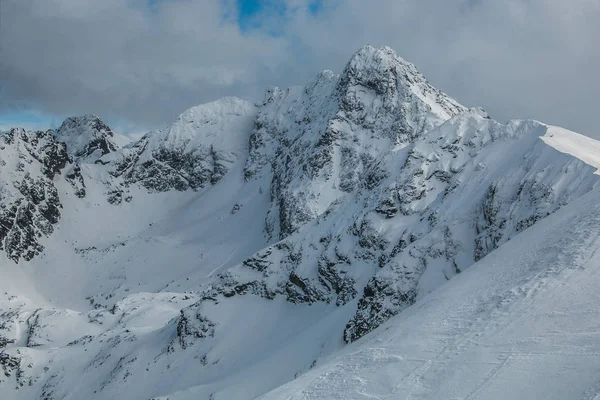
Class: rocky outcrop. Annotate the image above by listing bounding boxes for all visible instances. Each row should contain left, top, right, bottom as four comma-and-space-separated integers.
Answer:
110, 137, 235, 192
0, 128, 68, 262
64, 165, 86, 198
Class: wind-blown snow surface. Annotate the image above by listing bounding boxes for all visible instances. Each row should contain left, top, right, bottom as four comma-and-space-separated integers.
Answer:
1, 45, 600, 400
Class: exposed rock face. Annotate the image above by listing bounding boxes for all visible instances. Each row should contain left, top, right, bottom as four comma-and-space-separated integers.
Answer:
110, 135, 232, 192
64, 165, 86, 198
0, 128, 68, 262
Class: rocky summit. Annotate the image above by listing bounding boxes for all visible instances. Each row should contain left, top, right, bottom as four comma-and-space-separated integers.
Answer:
1, 45, 600, 400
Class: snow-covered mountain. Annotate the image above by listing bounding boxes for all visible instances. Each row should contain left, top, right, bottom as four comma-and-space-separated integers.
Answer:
1, 45, 600, 400
54, 114, 129, 163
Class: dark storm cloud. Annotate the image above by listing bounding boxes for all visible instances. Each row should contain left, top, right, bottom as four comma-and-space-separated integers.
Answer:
1, 0, 599, 137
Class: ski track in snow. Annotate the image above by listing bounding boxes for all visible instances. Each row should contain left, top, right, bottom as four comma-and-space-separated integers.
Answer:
206, 251, 235, 278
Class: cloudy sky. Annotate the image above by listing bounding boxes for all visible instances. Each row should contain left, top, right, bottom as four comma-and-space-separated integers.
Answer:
1, 0, 599, 137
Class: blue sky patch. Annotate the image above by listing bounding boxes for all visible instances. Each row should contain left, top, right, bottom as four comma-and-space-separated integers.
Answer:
237, 0, 323, 32
0, 110, 60, 132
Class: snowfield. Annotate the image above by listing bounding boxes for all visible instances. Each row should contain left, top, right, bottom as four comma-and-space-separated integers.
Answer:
1, 45, 600, 400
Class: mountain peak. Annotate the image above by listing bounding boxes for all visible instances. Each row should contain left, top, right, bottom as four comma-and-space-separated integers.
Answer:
55, 114, 120, 162
341, 45, 423, 90
59, 114, 114, 136
339, 45, 467, 120
347, 45, 410, 68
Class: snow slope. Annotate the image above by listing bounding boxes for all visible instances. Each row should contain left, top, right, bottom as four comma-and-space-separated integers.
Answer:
1, 45, 600, 400
260, 184, 600, 400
